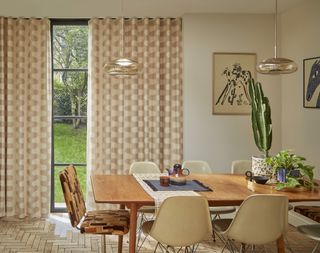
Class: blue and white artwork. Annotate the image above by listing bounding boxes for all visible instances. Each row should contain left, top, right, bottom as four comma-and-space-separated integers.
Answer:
304, 57, 320, 108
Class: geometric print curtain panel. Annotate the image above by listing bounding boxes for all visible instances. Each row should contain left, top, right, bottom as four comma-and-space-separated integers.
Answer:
87, 18, 183, 208
0, 17, 51, 218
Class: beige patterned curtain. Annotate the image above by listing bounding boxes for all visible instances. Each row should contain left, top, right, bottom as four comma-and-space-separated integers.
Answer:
87, 18, 182, 207
0, 17, 51, 218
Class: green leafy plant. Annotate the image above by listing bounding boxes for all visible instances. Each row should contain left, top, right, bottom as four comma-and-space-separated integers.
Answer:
248, 78, 272, 157
266, 150, 315, 190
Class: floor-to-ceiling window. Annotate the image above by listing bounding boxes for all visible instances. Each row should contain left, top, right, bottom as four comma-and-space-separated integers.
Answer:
50, 20, 88, 212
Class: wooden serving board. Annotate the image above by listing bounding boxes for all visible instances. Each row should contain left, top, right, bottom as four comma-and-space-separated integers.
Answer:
247, 180, 275, 192
247, 180, 310, 192
277, 186, 310, 192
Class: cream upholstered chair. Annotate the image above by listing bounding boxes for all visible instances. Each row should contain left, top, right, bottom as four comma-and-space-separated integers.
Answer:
141, 196, 212, 252
297, 224, 320, 253
213, 194, 288, 253
231, 160, 252, 175
182, 160, 236, 219
60, 165, 130, 253
129, 161, 161, 247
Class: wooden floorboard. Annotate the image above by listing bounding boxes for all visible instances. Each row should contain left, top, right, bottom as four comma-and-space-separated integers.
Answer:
0, 217, 317, 252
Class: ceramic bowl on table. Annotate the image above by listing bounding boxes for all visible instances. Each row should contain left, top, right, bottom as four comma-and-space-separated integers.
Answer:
169, 176, 187, 185
252, 176, 269, 185
245, 171, 269, 185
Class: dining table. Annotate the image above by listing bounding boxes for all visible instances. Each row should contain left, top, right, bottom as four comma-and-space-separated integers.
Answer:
91, 173, 320, 253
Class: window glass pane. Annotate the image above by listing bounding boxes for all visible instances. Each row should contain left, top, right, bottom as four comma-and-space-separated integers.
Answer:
53, 25, 88, 69
54, 165, 87, 205
53, 119, 87, 164
53, 71, 87, 116
52, 22, 88, 212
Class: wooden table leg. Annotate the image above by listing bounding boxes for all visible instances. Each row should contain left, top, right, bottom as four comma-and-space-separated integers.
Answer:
129, 203, 138, 253
118, 204, 125, 253
118, 235, 123, 253
277, 235, 286, 253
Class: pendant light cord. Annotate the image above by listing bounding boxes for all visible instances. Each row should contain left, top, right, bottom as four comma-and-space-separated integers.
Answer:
274, 0, 278, 58
121, 0, 124, 57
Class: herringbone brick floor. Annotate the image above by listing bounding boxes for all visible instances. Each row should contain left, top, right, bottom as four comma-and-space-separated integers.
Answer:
0, 216, 317, 252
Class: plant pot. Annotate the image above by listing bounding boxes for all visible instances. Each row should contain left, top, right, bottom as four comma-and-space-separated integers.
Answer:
277, 168, 287, 183
289, 169, 300, 177
251, 155, 272, 177
277, 168, 300, 183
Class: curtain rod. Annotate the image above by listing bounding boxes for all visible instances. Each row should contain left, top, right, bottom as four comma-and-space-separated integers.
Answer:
2, 16, 180, 20
50, 17, 180, 21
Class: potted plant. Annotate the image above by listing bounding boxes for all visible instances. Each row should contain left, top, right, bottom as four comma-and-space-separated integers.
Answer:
266, 150, 315, 190
248, 78, 273, 176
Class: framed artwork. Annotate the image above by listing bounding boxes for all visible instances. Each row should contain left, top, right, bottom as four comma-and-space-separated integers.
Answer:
303, 56, 320, 108
212, 52, 256, 115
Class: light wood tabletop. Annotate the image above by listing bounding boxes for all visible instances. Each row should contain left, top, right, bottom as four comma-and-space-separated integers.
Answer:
91, 173, 320, 253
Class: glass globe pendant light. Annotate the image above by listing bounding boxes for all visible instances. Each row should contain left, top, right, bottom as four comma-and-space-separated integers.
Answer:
104, 0, 139, 76
256, 0, 297, 74
105, 56, 139, 76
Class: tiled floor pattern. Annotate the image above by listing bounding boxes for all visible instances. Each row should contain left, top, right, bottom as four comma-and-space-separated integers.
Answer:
0, 217, 317, 253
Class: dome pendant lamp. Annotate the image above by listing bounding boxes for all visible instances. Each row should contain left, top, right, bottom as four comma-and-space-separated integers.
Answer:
104, 0, 139, 76
256, 0, 297, 74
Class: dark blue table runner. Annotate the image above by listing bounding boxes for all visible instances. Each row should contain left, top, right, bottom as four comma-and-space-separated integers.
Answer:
143, 179, 213, 192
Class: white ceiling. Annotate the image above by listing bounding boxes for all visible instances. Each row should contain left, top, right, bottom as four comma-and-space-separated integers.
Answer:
0, 0, 307, 18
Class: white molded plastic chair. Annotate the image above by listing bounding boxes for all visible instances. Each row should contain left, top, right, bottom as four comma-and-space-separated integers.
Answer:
231, 161, 293, 253
297, 224, 320, 253
231, 160, 252, 175
182, 160, 236, 242
182, 160, 236, 218
141, 196, 212, 252
129, 161, 161, 174
213, 194, 288, 253
129, 161, 161, 249
182, 160, 213, 174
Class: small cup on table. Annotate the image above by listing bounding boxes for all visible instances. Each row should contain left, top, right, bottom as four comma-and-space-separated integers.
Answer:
160, 175, 170, 187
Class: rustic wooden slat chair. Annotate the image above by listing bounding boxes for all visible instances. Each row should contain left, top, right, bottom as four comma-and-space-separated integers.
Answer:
59, 165, 130, 253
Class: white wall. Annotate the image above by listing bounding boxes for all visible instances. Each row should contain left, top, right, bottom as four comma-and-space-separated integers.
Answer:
183, 13, 282, 172
0, 0, 118, 18
281, 0, 320, 178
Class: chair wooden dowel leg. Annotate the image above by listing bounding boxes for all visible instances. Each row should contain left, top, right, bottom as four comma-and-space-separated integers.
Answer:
276, 235, 285, 253
118, 235, 123, 253
101, 234, 106, 253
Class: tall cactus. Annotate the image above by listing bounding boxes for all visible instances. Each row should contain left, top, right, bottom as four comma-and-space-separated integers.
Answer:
248, 78, 272, 157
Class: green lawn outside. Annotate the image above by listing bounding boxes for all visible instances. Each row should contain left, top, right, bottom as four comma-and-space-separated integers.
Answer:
54, 122, 87, 203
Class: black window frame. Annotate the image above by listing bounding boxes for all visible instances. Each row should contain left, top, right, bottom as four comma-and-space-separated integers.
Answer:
50, 19, 89, 213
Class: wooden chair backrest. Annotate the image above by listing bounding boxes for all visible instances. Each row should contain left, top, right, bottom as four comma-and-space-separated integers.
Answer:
59, 165, 86, 227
